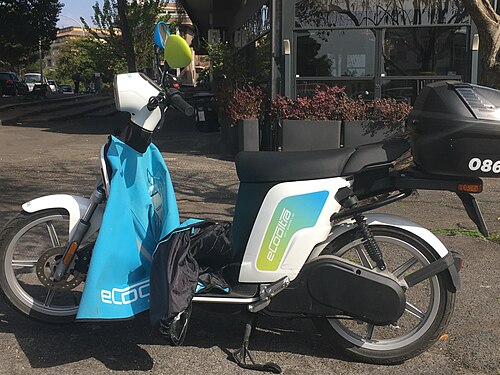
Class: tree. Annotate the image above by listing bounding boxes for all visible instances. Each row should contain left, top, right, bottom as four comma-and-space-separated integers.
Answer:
205, 40, 248, 109
55, 36, 126, 86
462, 0, 500, 88
81, 0, 163, 73
127, 0, 167, 71
116, 0, 136, 71
0, 0, 62, 71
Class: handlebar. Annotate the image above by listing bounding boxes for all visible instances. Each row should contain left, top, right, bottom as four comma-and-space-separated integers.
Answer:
167, 88, 194, 117
147, 89, 194, 117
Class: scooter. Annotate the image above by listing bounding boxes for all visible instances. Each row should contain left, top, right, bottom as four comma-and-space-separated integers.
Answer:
1, 26, 499, 372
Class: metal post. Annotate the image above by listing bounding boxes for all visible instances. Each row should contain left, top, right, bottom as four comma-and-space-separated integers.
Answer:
39, 39, 43, 83
271, 0, 281, 99
281, 0, 294, 98
471, 22, 479, 84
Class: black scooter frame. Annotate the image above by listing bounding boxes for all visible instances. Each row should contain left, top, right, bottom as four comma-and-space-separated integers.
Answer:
349, 168, 488, 236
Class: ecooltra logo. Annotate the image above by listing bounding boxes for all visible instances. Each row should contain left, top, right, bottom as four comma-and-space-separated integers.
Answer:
266, 208, 292, 262
256, 190, 329, 271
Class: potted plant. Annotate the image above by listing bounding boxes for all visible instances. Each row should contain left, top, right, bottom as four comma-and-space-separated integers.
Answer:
226, 85, 264, 152
271, 86, 349, 151
343, 98, 412, 148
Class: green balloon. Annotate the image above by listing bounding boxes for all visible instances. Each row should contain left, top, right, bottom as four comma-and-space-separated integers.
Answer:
164, 35, 192, 68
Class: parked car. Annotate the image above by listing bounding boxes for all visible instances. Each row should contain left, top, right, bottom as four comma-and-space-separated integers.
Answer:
0, 72, 28, 96
59, 84, 74, 94
24, 73, 48, 92
47, 79, 59, 93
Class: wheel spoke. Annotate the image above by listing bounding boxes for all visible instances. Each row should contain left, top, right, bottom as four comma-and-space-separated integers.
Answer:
1, 212, 80, 322
393, 257, 419, 278
405, 301, 425, 320
46, 222, 60, 247
354, 245, 373, 268
44, 290, 56, 306
12, 259, 37, 269
321, 230, 447, 352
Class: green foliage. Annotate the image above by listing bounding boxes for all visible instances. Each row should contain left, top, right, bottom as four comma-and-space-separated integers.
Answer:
127, 0, 164, 71
205, 40, 248, 109
80, 0, 166, 73
80, 0, 126, 71
55, 36, 126, 85
431, 228, 500, 245
254, 35, 271, 88
0, 0, 62, 70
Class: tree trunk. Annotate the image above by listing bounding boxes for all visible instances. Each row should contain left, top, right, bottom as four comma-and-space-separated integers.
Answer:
117, 0, 137, 72
463, 0, 500, 89
478, 26, 500, 89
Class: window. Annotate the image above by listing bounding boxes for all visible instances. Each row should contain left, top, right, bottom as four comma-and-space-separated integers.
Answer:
382, 26, 468, 77
296, 29, 376, 78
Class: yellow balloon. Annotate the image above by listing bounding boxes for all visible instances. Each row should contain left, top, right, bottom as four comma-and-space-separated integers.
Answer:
164, 35, 192, 68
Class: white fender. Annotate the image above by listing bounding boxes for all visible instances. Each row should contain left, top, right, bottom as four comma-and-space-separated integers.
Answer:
22, 194, 104, 241
308, 213, 449, 261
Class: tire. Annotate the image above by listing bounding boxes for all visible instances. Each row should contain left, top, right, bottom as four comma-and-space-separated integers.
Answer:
313, 226, 455, 364
0, 209, 87, 323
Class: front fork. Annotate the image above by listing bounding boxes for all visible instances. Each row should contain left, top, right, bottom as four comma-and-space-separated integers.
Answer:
52, 185, 106, 281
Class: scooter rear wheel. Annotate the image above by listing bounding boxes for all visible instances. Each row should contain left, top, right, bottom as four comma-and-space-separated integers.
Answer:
313, 226, 455, 364
0, 209, 90, 323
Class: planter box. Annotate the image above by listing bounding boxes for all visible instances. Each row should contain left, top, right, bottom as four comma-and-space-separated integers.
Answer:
238, 119, 260, 151
343, 120, 405, 148
282, 119, 342, 151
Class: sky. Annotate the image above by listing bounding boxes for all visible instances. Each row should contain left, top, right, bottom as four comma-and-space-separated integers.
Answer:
57, 0, 101, 28
57, 0, 176, 28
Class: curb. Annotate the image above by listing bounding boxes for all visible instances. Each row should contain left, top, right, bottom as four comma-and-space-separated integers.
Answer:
0, 94, 93, 112
0, 97, 114, 125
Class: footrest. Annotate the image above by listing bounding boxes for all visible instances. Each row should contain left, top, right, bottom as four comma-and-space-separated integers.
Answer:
193, 282, 259, 302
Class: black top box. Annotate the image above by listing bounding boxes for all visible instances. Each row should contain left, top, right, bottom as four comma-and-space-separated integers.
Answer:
409, 81, 500, 177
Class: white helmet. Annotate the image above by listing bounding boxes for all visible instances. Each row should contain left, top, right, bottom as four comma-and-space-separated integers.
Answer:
114, 72, 162, 132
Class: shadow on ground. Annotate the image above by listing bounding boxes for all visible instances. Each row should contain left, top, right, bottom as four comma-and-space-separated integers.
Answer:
0, 302, 349, 371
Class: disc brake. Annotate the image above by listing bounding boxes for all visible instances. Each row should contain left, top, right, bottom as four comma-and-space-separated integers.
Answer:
36, 247, 85, 291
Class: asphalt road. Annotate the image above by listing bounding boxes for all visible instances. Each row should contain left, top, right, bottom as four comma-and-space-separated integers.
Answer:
0, 110, 498, 375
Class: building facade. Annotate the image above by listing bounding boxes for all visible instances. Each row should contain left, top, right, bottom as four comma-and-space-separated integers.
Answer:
287, 0, 471, 104
46, 26, 87, 71
181, 0, 483, 104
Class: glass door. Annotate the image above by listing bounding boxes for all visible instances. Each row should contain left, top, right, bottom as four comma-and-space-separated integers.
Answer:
294, 28, 377, 99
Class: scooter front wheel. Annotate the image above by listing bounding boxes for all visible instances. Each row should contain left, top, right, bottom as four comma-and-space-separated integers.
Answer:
0, 209, 90, 323
313, 226, 455, 364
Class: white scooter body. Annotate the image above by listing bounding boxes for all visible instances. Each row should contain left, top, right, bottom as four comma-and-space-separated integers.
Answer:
21, 180, 453, 290
22, 194, 103, 242
239, 177, 350, 283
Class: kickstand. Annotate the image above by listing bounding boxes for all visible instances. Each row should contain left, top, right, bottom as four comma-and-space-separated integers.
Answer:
231, 314, 282, 374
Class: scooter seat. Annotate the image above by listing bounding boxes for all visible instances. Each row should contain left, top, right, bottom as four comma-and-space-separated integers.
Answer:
235, 139, 409, 183
342, 139, 410, 175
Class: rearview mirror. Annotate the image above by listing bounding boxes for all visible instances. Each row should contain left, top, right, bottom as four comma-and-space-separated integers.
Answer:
154, 21, 170, 51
